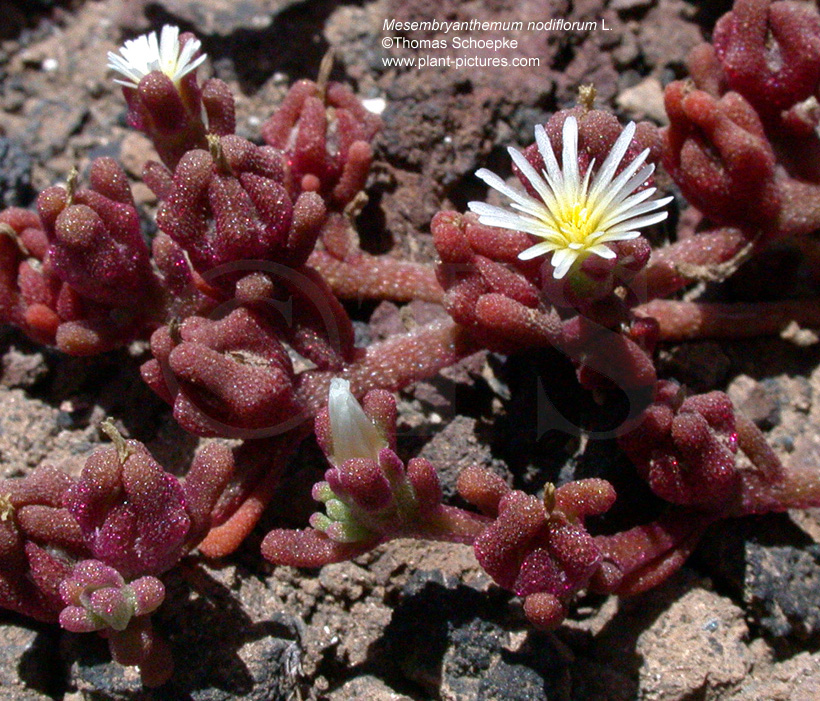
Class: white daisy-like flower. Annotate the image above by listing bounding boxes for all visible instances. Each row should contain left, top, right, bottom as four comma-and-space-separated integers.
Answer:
468, 116, 673, 279
106, 25, 207, 89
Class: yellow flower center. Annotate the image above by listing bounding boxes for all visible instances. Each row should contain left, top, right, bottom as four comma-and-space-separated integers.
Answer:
557, 201, 597, 246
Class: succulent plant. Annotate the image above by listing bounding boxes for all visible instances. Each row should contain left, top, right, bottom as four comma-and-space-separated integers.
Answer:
1, 1, 820, 687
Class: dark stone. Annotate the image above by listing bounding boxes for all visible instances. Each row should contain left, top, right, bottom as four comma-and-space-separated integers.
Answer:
0, 137, 34, 208
24, 100, 88, 158
659, 341, 731, 392
417, 415, 509, 500
62, 633, 140, 698
745, 543, 820, 638
386, 569, 478, 692
478, 659, 552, 701
696, 514, 820, 638
741, 379, 781, 430
386, 570, 564, 699
0, 0, 74, 40
68, 633, 300, 701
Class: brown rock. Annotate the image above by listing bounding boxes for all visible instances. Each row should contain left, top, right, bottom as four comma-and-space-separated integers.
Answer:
1, 347, 47, 389
636, 588, 751, 700
118, 132, 155, 180
616, 76, 667, 124
328, 674, 413, 701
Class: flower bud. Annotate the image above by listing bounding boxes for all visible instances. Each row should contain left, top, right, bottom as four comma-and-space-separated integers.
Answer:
327, 378, 386, 464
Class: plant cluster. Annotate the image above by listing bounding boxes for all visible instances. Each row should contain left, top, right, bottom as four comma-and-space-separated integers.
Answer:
0, 0, 819, 687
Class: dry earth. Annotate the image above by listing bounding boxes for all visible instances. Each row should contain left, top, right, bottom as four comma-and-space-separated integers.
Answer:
1, 1, 820, 699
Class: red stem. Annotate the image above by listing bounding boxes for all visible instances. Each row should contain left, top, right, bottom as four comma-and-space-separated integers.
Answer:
422, 505, 492, 544
738, 455, 820, 515
346, 319, 480, 392
297, 318, 482, 415
639, 228, 748, 300
198, 429, 306, 557
309, 249, 444, 304
593, 511, 714, 596
636, 298, 820, 341
735, 411, 784, 483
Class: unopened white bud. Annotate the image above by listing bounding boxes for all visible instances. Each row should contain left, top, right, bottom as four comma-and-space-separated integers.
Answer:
327, 378, 386, 464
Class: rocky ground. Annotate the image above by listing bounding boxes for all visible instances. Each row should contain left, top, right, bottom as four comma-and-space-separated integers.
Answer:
1, 0, 820, 699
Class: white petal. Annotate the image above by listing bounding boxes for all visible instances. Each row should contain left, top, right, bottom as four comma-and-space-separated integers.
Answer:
508, 148, 560, 213
509, 200, 556, 223
586, 244, 617, 259
147, 31, 161, 71
107, 25, 206, 87
596, 230, 641, 242
588, 121, 636, 201
469, 118, 671, 282
159, 26, 178, 66
598, 194, 673, 230
468, 201, 511, 217
601, 186, 658, 219
179, 52, 207, 80
176, 38, 199, 70
604, 210, 669, 234
107, 53, 144, 87
591, 161, 654, 221
328, 378, 386, 464
475, 169, 544, 213
561, 117, 580, 201
551, 247, 579, 279
534, 124, 564, 190
598, 151, 651, 203
579, 157, 595, 201
518, 241, 559, 260
475, 211, 562, 239
468, 200, 545, 229
615, 164, 657, 202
